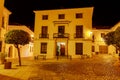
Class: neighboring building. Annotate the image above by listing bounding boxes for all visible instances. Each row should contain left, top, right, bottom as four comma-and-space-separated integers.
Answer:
0, 7, 11, 53
34, 7, 94, 59
92, 28, 116, 55
92, 23, 120, 56
5, 25, 34, 58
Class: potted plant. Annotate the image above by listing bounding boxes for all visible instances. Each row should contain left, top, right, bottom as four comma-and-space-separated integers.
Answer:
0, 52, 7, 64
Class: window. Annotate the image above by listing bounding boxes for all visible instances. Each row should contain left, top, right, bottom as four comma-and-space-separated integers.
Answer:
41, 26, 48, 38
42, 15, 48, 20
0, 41, 2, 52
92, 35, 94, 42
41, 43, 47, 53
58, 14, 65, 19
76, 13, 83, 18
92, 46, 95, 52
2, 17, 5, 28
58, 26, 65, 37
76, 25, 83, 38
58, 26, 65, 34
30, 46, 33, 52
75, 43, 83, 55
101, 33, 105, 38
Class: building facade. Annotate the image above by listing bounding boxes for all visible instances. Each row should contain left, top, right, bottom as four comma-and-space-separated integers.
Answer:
5, 25, 34, 58
0, 0, 4, 29
92, 28, 116, 55
92, 22, 120, 56
34, 7, 94, 59
0, 7, 11, 53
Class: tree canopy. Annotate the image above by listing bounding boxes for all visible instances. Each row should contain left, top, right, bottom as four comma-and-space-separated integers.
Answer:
103, 27, 120, 51
5, 30, 31, 45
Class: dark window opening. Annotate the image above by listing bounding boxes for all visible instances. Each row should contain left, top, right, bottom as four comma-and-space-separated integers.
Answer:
76, 43, 83, 55
41, 43, 47, 54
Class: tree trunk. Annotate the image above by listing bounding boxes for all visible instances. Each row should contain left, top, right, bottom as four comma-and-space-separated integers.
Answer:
14, 44, 21, 66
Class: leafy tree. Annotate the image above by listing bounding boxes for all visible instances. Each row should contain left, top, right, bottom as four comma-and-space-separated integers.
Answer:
5, 30, 31, 66
103, 31, 115, 46
103, 27, 120, 54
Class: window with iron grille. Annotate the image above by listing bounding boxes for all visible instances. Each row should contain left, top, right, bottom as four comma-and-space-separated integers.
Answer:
75, 43, 83, 55
41, 43, 47, 54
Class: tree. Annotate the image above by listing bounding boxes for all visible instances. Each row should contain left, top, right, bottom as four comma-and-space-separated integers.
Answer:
5, 30, 31, 66
103, 31, 116, 46
103, 27, 120, 54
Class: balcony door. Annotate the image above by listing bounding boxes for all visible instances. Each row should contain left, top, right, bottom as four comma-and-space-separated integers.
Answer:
76, 25, 83, 38
42, 26, 48, 38
58, 26, 65, 37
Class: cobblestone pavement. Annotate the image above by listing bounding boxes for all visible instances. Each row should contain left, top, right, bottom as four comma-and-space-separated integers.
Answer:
29, 54, 120, 80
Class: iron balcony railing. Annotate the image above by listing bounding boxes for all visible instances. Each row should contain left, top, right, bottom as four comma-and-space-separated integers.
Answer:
39, 34, 49, 38
53, 33, 69, 38
74, 33, 83, 38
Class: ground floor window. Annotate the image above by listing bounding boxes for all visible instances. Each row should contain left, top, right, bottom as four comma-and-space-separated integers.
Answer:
92, 46, 95, 52
41, 43, 47, 54
75, 43, 83, 55
0, 41, 2, 52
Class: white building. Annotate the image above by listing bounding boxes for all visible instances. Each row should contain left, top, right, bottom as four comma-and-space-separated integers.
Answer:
92, 22, 120, 57
34, 7, 94, 59
5, 25, 34, 58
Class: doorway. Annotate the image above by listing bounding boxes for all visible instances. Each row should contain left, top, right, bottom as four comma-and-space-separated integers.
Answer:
56, 42, 65, 56
8, 46, 13, 58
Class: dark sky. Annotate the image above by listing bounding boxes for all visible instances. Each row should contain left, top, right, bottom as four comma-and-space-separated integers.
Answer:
4, 0, 120, 31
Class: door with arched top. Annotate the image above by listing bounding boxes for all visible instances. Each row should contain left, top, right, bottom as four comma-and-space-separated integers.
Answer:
8, 46, 13, 58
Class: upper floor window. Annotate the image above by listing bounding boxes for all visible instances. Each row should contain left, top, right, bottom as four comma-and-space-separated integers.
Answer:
42, 15, 48, 20
41, 26, 48, 38
2, 17, 5, 28
101, 33, 105, 38
58, 14, 65, 19
76, 13, 83, 18
75, 25, 83, 38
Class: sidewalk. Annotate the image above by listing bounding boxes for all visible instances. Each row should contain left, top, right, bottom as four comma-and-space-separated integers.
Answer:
0, 57, 35, 80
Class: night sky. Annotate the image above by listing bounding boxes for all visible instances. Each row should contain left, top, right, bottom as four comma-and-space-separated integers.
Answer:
4, 0, 120, 31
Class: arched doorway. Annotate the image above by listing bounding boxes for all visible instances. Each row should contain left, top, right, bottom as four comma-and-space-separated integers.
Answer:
8, 46, 13, 58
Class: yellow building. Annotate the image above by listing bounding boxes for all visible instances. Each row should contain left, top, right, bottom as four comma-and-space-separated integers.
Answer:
0, 0, 4, 29
0, 7, 11, 53
34, 7, 94, 59
5, 25, 34, 58
92, 28, 115, 55
92, 24, 120, 56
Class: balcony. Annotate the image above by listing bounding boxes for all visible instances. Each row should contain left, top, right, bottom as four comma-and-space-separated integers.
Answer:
53, 33, 69, 38
39, 34, 49, 38
74, 33, 83, 38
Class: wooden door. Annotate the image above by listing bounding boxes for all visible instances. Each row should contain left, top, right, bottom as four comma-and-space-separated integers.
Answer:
60, 44, 65, 56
